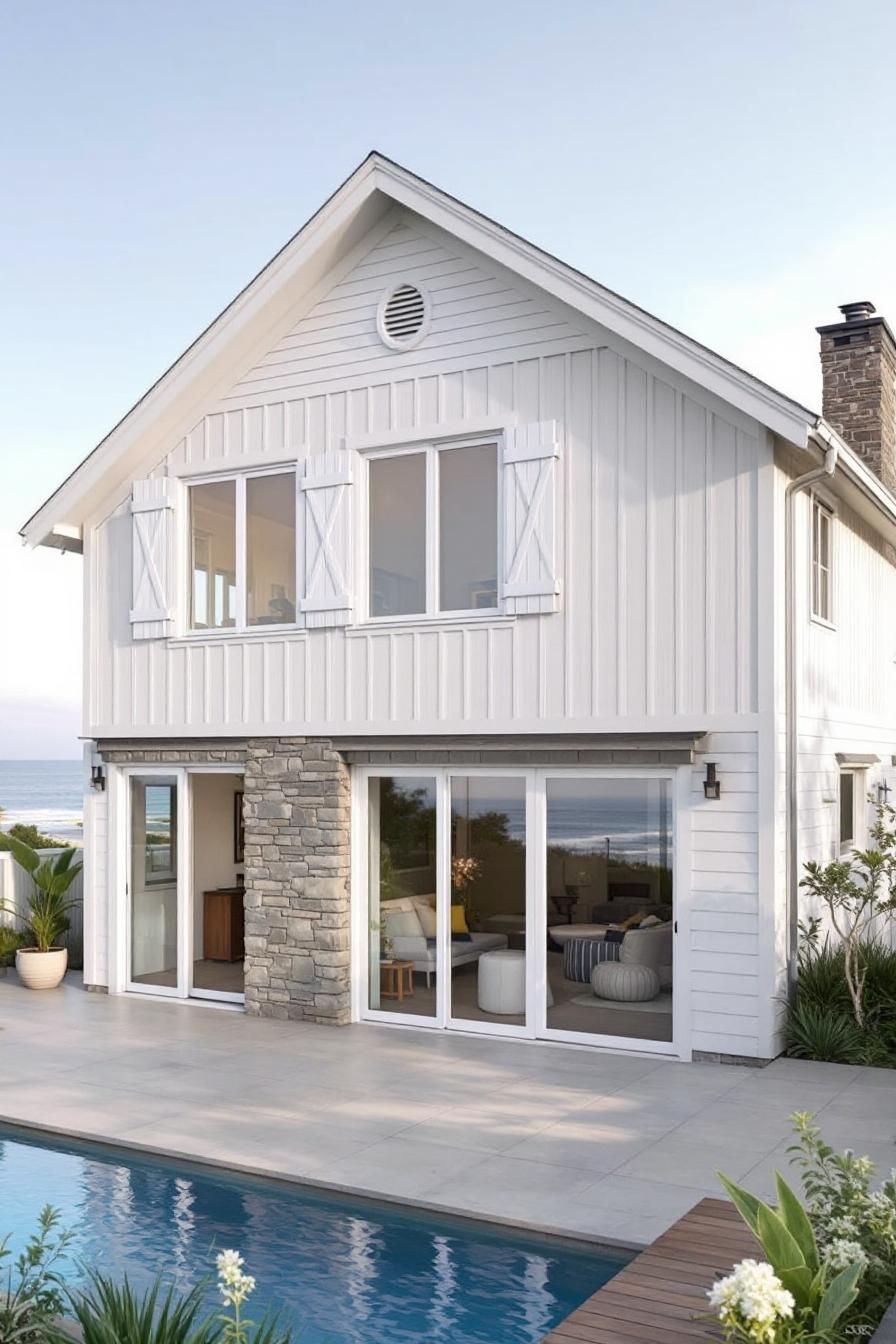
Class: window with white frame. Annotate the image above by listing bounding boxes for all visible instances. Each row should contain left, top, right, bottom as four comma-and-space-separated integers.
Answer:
367, 441, 498, 619
811, 496, 834, 623
189, 471, 296, 631
839, 769, 857, 852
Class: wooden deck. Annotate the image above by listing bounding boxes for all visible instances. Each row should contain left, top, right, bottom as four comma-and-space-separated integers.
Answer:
542, 1198, 758, 1343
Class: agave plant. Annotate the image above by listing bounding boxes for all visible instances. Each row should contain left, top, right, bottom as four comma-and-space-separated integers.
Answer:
3, 835, 82, 952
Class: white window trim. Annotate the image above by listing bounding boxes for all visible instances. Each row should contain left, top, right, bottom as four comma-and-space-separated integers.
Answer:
838, 767, 867, 854
182, 464, 300, 636
359, 434, 502, 626
809, 492, 836, 629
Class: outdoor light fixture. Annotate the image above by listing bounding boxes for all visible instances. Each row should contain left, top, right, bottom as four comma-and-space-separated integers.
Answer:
703, 762, 721, 800
91, 764, 106, 792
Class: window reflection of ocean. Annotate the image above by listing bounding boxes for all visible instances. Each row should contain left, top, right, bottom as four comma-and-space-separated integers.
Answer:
457, 797, 672, 862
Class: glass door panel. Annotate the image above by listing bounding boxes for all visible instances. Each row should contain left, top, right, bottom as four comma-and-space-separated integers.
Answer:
367, 776, 438, 1019
449, 776, 528, 1028
129, 776, 179, 991
544, 778, 673, 1043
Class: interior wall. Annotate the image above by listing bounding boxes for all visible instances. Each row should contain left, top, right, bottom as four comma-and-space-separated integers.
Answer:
191, 772, 244, 957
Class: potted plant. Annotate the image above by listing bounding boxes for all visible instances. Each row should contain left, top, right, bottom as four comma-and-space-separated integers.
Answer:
3, 836, 82, 990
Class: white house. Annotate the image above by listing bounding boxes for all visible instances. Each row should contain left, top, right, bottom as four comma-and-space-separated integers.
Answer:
22, 154, 896, 1062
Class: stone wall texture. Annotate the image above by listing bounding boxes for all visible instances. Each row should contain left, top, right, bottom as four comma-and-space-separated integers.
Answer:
819, 317, 896, 497
243, 737, 351, 1024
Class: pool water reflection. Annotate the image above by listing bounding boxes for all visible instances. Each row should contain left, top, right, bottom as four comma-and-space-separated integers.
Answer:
0, 1125, 626, 1344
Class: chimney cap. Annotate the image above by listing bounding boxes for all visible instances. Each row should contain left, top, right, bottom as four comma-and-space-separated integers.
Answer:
838, 300, 876, 322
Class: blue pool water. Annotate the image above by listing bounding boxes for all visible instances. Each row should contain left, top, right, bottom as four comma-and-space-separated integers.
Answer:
0, 1125, 625, 1343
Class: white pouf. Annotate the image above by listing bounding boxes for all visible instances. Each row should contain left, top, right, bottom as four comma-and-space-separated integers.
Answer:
478, 949, 526, 1015
592, 961, 660, 1003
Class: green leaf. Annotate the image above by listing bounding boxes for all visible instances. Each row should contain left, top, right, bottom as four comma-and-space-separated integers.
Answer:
756, 1204, 811, 1304
717, 1171, 763, 1236
816, 1261, 863, 1332
4, 834, 39, 874
774, 1172, 819, 1271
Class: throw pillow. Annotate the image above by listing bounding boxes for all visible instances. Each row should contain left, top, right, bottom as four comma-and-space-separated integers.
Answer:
639, 914, 661, 928
415, 903, 438, 938
450, 904, 470, 935
383, 909, 424, 939
620, 911, 646, 930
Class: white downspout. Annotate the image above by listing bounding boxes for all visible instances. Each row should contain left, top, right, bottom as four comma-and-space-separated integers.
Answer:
785, 428, 839, 994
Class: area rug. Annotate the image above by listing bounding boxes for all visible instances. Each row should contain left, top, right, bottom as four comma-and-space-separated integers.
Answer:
570, 989, 673, 1015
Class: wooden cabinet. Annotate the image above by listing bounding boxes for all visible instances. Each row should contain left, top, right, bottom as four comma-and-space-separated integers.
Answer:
203, 888, 245, 962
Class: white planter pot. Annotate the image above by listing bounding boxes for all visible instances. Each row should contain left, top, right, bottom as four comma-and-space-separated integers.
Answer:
15, 947, 68, 990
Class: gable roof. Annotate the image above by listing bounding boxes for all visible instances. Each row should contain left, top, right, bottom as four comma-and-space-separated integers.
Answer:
18, 151, 888, 549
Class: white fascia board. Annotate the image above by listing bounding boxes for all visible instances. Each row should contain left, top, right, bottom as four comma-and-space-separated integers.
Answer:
24, 150, 820, 548
810, 420, 896, 539
372, 161, 815, 447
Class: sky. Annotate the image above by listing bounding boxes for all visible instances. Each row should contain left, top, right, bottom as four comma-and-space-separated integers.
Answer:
2, 0, 896, 758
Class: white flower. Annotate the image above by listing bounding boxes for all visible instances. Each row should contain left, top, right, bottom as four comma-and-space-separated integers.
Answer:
709, 1260, 795, 1344
826, 1238, 869, 1273
216, 1248, 244, 1276
825, 1213, 860, 1239
215, 1248, 256, 1307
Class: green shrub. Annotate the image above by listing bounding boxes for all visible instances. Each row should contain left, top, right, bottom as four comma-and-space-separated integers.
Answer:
0, 1205, 75, 1343
0, 823, 73, 850
712, 1115, 896, 1341
786, 928, 896, 1068
70, 1274, 221, 1344
0, 925, 25, 966
784, 999, 867, 1063
2, 836, 83, 953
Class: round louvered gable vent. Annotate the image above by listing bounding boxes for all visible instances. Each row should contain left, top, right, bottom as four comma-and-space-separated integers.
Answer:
377, 282, 430, 350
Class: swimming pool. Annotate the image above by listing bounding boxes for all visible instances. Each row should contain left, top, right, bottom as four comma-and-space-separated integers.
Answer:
0, 1124, 626, 1343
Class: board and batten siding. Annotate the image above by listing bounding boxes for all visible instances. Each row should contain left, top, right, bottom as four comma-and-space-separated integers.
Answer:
87, 215, 763, 739
773, 459, 896, 958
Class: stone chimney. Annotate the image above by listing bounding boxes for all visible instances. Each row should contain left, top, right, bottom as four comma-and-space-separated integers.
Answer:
817, 301, 896, 494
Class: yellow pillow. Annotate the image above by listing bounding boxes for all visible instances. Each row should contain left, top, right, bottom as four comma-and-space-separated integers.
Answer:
451, 904, 470, 934
620, 911, 647, 930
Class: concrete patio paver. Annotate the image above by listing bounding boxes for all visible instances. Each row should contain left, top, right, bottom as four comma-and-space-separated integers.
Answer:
1, 973, 894, 1248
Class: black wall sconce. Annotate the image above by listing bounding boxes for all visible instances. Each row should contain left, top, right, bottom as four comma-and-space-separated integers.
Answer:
877, 780, 891, 804
90, 764, 106, 792
703, 762, 721, 800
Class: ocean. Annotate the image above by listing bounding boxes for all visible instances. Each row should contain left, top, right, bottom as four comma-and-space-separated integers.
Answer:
0, 760, 84, 846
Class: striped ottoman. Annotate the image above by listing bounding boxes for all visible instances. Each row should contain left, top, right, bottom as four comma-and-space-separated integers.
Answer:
563, 936, 620, 984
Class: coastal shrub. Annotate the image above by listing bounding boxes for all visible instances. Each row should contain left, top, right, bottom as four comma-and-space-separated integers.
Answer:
799, 799, 896, 1027
0, 1204, 75, 1344
69, 1274, 221, 1344
0, 824, 72, 851
786, 924, 896, 1067
0, 924, 26, 966
711, 1114, 896, 1341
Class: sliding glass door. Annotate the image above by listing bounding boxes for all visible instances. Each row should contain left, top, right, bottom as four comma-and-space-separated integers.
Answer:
125, 768, 246, 1003
358, 768, 679, 1053
129, 775, 180, 995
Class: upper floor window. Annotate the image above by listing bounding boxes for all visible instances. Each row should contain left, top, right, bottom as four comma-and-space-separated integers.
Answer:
811, 496, 834, 624
368, 441, 498, 619
189, 471, 296, 631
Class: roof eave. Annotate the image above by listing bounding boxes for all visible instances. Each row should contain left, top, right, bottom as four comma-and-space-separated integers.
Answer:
24, 150, 821, 546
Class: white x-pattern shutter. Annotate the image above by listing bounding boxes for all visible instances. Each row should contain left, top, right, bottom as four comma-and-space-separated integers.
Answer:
502, 420, 560, 614
300, 450, 353, 628
130, 476, 179, 639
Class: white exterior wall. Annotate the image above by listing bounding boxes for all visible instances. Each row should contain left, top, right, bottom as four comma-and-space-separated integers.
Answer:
86, 210, 763, 741
81, 207, 780, 1055
774, 454, 896, 981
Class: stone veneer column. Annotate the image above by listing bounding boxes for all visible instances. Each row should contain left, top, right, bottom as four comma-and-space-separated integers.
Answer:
243, 737, 351, 1024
